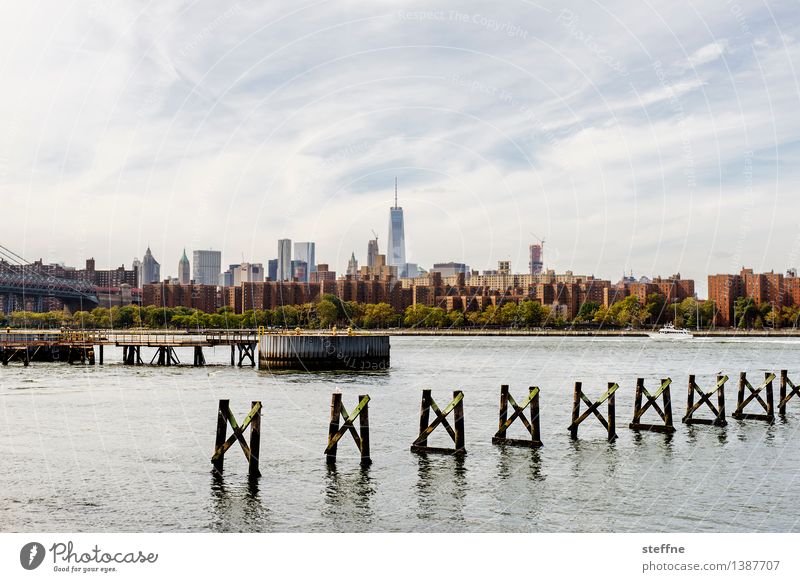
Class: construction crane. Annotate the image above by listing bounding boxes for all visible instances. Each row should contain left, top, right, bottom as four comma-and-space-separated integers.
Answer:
529, 232, 546, 247
371, 229, 379, 242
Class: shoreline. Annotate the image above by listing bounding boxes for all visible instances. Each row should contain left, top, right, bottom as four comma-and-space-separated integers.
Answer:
367, 329, 800, 337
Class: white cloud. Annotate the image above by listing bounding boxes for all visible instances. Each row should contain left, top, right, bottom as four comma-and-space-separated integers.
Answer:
1, 0, 799, 295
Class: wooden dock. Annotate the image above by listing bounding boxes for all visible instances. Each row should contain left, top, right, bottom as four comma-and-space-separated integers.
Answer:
0, 329, 259, 366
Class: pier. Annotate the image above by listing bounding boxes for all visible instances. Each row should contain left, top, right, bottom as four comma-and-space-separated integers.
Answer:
258, 333, 390, 371
0, 329, 259, 367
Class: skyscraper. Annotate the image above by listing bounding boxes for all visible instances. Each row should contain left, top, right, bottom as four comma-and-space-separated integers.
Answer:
293, 242, 316, 281
192, 250, 222, 286
267, 259, 278, 281
529, 243, 543, 275
277, 239, 292, 281
291, 260, 307, 282
387, 178, 406, 270
367, 237, 379, 270
234, 263, 264, 285
178, 249, 190, 284
141, 247, 160, 285
347, 252, 358, 277
132, 257, 142, 287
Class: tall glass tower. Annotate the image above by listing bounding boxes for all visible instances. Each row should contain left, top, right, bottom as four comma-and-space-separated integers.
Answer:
387, 178, 406, 271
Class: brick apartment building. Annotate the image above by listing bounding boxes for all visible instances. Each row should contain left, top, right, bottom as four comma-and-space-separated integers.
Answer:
709, 268, 800, 327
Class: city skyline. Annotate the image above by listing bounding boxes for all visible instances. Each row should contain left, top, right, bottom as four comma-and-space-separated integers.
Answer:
3, 3, 800, 298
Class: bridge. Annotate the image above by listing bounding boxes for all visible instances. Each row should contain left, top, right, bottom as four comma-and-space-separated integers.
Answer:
0, 244, 99, 313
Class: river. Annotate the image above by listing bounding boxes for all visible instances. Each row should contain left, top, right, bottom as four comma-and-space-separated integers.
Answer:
2, 335, 799, 532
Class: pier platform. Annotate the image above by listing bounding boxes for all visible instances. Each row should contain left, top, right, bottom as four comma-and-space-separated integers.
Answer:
258, 333, 390, 371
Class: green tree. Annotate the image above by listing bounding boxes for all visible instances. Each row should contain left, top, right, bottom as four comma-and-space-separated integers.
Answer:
644, 293, 666, 325
316, 300, 339, 328
734, 297, 759, 328
362, 303, 397, 328
575, 301, 600, 323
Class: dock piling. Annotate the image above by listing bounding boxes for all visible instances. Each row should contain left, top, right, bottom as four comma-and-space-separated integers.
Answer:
629, 378, 675, 434
778, 369, 800, 416
210, 399, 262, 479
683, 374, 728, 426
492, 385, 542, 447
324, 393, 371, 465
568, 381, 618, 441
732, 371, 775, 422
411, 390, 466, 455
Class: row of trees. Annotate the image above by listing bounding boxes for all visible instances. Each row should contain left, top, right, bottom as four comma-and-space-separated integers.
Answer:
2, 295, 799, 330
584, 295, 717, 329
734, 297, 800, 329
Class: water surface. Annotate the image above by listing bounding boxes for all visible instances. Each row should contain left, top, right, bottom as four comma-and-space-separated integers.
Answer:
2, 336, 799, 532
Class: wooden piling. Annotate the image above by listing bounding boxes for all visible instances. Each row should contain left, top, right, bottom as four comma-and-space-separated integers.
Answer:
212, 399, 230, 475
210, 399, 262, 479
567, 381, 618, 441
629, 378, 675, 434
248, 400, 261, 479
411, 390, 466, 455
732, 371, 775, 422
359, 395, 371, 466
324, 393, 371, 465
492, 385, 542, 448
778, 369, 800, 416
682, 374, 728, 426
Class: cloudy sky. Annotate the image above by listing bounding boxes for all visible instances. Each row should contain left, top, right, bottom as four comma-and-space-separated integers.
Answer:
2, 1, 799, 295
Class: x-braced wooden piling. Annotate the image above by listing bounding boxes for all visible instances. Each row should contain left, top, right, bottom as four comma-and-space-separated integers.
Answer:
236, 342, 256, 367
324, 393, 371, 465
568, 381, 618, 441
732, 371, 775, 422
492, 385, 542, 448
779, 370, 800, 416
411, 390, 466, 455
211, 399, 262, 479
682, 374, 728, 426
629, 378, 675, 434
150, 346, 179, 366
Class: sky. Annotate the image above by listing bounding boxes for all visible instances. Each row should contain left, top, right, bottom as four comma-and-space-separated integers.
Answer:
2, 0, 800, 296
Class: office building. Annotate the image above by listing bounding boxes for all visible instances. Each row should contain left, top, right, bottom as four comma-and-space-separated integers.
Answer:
234, 263, 264, 286
277, 239, 292, 281
192, 249, 222, 286
293, 242, 316, 281
431, 262, 470, 278
347, 253, 358, 277
387, 179, 406, 269
310, 263, 336, 283
291, 260, 307, 282
178, 249, 190, 285
141, 247, 160, 285
268, 259, 278, 281
367, 238, 379, 270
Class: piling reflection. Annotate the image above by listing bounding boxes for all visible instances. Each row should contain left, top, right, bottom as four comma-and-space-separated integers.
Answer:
568, 438, 619, 481
208, 473, 270, 532
415, 454, 467, 527
322, 464, 375, 528
496, 445, 546, 484
631, 430, 676, 458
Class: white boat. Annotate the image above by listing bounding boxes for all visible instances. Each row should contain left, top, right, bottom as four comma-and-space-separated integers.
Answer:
648, 323, 693, 339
